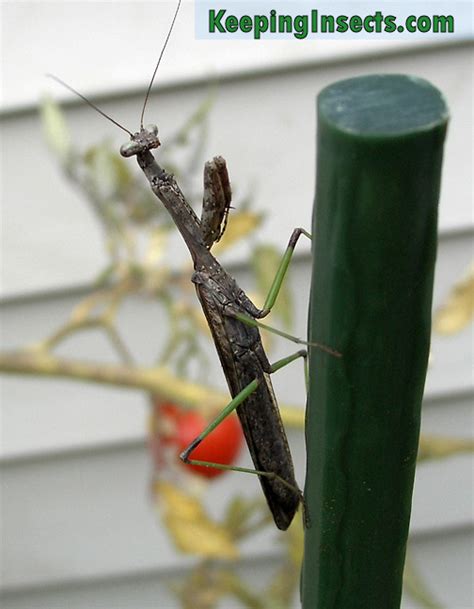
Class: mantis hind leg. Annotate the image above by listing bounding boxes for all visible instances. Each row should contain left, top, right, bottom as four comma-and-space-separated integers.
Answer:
179, 350, 306, 485
232, 313, 341, 357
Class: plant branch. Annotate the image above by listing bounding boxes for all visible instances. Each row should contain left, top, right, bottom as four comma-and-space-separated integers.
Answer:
0, 349, 225, 410
39, 318, 103, 351
0, 347, 311, 428
103, 322, 135, 365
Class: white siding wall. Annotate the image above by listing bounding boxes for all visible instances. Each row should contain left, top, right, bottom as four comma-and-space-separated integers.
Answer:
1, 2, 472, 607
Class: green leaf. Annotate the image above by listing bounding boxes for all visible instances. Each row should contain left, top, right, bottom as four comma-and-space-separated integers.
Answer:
223, 496, 265, 535
94, 263, 116, 286
40, 96, 72, 163
83, 144, 125, 201
110, 153, 134, 193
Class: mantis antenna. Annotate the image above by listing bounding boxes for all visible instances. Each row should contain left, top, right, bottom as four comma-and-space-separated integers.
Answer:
46, 74, 133, 136
140, 0, 183, 129
47, 0, 182, 136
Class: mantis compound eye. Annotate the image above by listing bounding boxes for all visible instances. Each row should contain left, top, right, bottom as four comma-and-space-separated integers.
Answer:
120, 140, 141, 158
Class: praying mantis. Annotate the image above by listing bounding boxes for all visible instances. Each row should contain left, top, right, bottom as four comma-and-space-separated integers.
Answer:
49, 0, 340, 531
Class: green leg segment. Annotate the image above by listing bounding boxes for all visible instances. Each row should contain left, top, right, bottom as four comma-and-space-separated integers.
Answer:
232, 227, 341, 356
184, 460, 303, 497
233, 313, 341, 357
179, 350, 307, 481
259, 227, 312, 317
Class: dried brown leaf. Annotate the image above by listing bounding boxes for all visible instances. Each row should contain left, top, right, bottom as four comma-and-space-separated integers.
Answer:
418, 435, 474, 462
279, 405, 305, 429
41, 96, 72, 163
155, 480, 239, 559
143, 227, 168, 268
434, 264, 474, 334
287, 513, 304, 566
212, 211, 263, 255
403, 553, 443, 608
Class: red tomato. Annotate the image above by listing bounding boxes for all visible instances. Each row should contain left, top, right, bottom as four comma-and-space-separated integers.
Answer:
150, 401, 244, 479
175, 409, 244, 479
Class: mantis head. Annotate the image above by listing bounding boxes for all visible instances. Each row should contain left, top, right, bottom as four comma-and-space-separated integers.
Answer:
120, 124, 160, 158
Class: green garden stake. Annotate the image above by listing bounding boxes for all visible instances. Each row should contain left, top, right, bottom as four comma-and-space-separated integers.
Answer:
302, 74, 449, 609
